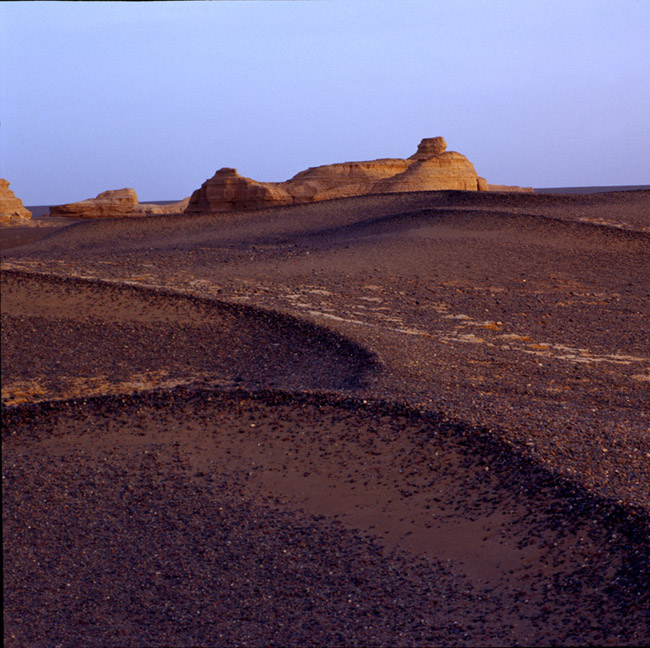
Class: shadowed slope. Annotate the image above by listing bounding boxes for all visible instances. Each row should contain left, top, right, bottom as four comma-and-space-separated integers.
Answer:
1, 271, 378, 404
3, 190, 647, 509
3, 189, 648, 259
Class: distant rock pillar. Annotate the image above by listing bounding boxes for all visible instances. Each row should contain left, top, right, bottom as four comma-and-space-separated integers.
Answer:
409, 137, 448, 160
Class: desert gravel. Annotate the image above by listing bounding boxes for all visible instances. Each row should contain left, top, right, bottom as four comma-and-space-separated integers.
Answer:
2, 189, 649, 646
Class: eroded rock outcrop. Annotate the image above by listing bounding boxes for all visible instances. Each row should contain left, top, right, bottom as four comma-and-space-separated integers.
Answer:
0, 179, 32, 225
49, 188, 139, 218
185, 168, 293, 213
185, 137, 532, 213
409, 136, 448, 160
136, 197, 191, 215
49, 189, 189, 218
374, 149, 481, 193
484, 183, 534, 193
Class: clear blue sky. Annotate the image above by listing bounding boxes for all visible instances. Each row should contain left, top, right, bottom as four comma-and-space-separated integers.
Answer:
1, 0, 649, 205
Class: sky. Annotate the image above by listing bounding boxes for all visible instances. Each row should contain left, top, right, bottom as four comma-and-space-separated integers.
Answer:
1, 0, 649, 205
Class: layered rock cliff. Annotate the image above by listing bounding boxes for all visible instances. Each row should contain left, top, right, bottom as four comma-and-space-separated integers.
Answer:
185, 137, 532, 214
185, 168, 293, 213
0, 179, 32, 225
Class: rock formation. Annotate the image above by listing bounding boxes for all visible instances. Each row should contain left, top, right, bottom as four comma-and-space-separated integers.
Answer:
185, 137, 532, 214
409, 136, 448, 159
483, 183, 533, 193
136, 197, 191, 215
49, 189, 189, 218
49, 188, 139, 218
185, 168, 293, 213
0, 179, 32, 225
373, 149, 482, 193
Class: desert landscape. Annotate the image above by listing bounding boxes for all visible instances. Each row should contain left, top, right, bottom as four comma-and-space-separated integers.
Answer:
1, 138, 649, 646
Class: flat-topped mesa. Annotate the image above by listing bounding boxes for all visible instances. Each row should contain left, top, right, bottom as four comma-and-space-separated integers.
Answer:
49, 188, 189, 218
184, 137, 532, 214
0, 179, 32, 225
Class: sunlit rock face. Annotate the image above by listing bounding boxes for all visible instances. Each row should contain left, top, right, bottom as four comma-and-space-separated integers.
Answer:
0, 179, 32, 225
185, 137, 533, 213
49, 188, 140, 218
408, 136, 448, 160
185, 168, 294, 213
374, 150, 482, 193
48, 189, 190, 218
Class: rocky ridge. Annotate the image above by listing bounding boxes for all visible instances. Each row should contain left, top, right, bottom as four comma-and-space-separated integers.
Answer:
43, 137, 530, 219
186, 136, 532, 213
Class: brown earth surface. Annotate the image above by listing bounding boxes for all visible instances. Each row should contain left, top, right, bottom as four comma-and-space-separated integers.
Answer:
2, 189, 649, 646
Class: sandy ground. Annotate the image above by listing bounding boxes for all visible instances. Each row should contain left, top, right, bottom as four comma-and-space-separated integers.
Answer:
2, 189, 649, 646
0, 217, 81, 251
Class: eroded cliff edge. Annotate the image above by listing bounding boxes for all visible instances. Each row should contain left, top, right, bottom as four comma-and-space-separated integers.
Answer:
186, 136, 532, 213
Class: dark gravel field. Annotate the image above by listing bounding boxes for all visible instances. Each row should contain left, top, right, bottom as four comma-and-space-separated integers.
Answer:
2, 189, 649, 645
4, 389, 649, 647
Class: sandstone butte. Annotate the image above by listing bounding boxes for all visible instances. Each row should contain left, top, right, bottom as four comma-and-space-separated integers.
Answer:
0, 179, 32, 225
48, 189, 190, 219
185, 137, 533, 213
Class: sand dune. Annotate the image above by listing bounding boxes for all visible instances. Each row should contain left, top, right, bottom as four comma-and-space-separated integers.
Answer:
2, 189, 649, 646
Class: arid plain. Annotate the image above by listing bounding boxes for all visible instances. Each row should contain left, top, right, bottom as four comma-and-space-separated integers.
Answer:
2, 187, 649, 646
